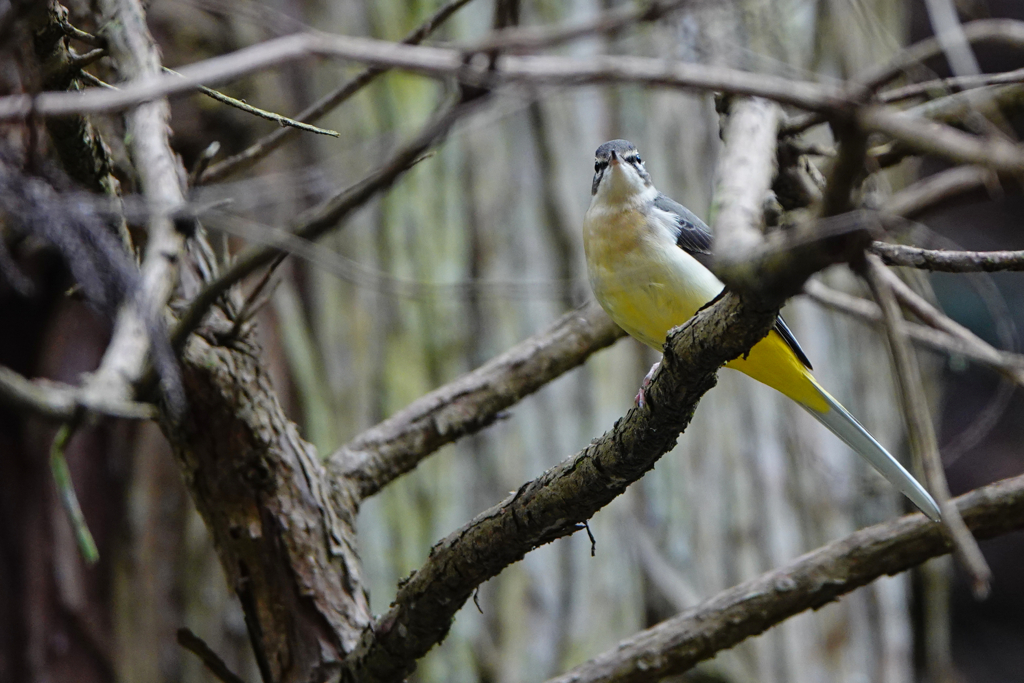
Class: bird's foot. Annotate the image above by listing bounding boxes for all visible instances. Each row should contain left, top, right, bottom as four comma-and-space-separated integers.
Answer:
634, 360, 661, 408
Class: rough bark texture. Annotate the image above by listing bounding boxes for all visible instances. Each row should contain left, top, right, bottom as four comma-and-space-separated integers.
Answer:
162, 334, 371, 683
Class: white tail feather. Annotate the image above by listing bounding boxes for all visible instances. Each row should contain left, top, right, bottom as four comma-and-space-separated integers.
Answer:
803, 386, 941, 521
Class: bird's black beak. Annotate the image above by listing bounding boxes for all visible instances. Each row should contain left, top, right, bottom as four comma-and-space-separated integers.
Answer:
609, 150, 620, 165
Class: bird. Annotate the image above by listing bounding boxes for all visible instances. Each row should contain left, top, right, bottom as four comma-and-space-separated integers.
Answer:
582, 139, 941, 521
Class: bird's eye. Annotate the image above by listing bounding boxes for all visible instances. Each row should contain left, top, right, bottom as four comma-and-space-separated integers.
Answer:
634, 154, 642, 165
595, 161, 600, 172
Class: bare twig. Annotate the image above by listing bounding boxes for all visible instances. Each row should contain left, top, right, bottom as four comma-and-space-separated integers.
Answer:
59, 21, 105, 48
863, 255, 991, 597
199, 0, 478, 183
176, 628, 246, 683
880, 165, 994, 218
879, 67, 1024, 104
880, 265, 1014, 360
163, 67, 338, 136
67, 47, 107, 71
860, 105, 1024, 173
804, 280, 1024, 385
0, 365, 158, 420
861, 19, 1024, 91
13, 18, 1020, 123
872, 242, 1024, 272
327, 301, 625, 499
49, 424, 99, 564
78, 71, 116, 90
904, 83, 1024, 126
544, 474, 1024, 683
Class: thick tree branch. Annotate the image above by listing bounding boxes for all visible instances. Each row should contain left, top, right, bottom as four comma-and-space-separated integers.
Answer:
545, 474, 1024, 683
327, 302, 625, 500
6, 19, 1024, 126
161, 334, 371, 682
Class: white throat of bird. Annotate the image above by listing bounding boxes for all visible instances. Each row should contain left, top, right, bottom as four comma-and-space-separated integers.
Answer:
592, 158, 656, 209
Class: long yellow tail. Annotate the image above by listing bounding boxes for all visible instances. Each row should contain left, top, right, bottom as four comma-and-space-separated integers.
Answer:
730, 332, 941, 521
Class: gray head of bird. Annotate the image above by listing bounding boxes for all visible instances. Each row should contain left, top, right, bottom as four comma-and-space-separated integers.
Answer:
591, 139, 653, 203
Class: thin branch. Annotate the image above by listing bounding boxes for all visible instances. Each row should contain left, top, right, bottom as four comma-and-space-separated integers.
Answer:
862, 255, 991, 597
78, 71, 117, 89
163, 68, 339, 137
876, 260, 1020, 461
904, 82, 1024, 125
803, 280, 1024, 385
545, 474, 1024, 683
0, 31, 852, 121
81, 0, 189, 413
327, 301, 625, 499
880, 264, 1014, 362
199, 0, 479, 183
879, 164, 994, 218
859, 104, 1024, 173
171, 98, 487, 349
872, 242, 1024, 272
50, 424, 100, 564
67, 47, 107, 71
878, 67, 1024, 104
176, 628, 246, 683
59, 21, 106, 48
860, 19, 1024, 91
0, 365, 158, 420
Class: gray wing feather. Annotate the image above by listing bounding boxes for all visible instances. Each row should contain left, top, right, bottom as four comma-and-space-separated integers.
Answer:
654, 193, 814, 370
653, 193, 713, 259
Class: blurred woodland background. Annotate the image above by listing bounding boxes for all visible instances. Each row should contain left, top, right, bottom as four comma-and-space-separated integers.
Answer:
1, 0, 1024, 682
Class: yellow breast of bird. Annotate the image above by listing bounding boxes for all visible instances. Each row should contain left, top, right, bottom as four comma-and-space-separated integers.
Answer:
583, 202, 827, 410
582, 204, 723, 351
